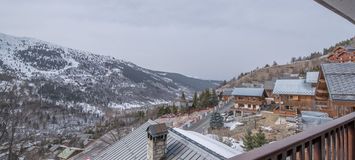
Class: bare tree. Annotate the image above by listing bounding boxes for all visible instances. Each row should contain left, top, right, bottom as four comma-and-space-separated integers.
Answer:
0, 83, 26, 159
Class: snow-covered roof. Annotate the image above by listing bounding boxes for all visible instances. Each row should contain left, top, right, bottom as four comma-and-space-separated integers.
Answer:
231, 88, 266, 97
173, 128, 241, 158
306, 72, 319, 83
94, 120, 241, 160
301, 111, 333, 131
273, 79, 315, 96
263, 81, 275, 90
222, 88, 234, 96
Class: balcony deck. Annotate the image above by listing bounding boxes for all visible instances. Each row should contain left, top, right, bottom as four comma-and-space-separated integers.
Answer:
229, 112, 355, 160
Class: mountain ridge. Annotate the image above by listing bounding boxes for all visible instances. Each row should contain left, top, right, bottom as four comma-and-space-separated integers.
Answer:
0, 32, 221, 112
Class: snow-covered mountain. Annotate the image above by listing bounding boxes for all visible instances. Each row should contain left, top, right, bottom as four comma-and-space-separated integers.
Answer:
0, 33, 220, 111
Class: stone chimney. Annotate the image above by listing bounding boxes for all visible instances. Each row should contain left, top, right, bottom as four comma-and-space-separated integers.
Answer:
146, 123, 168, 160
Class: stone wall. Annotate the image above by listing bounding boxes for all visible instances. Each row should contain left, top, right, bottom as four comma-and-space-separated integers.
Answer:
147, 138, 166, 160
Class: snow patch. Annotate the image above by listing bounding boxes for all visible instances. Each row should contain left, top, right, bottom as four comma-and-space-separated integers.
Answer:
224, 121, 244, 130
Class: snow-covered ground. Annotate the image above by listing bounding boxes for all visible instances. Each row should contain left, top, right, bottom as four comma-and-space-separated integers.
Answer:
223, 137, 244, 153
224, 121, 244, 130
108, 99, 169, 110
260, 126, 273, 132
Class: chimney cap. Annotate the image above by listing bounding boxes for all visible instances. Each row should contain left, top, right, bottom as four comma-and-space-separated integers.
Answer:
146, 123, 168, 137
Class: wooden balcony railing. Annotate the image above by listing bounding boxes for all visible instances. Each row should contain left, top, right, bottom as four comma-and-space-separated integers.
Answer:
229, 112, 355, 160
283, 100, 313, 107
273, 109, 297, 117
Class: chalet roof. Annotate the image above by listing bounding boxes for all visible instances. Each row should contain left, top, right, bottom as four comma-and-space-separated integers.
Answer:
94, 120, 241, 160
273, 79, 315, 96
222, 88, 234, 96
321, 63, 355, 101
345, 46, 355, 52
306, 72, 319, 84
264, 81, 275, 90
231, 88, 266, 97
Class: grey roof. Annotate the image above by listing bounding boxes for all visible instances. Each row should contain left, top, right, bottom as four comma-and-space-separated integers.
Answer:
231, 88, 266, 97
273, 79, 315, 96
222, 88, 233, 96
321, 63, 355, 101
345, 46, 355, 52
94, 120, 239, 160
264, 81, 275, 90
306, 72, 319, 83
301, 111, 333, 131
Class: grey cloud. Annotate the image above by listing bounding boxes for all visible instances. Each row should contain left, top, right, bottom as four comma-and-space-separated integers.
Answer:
0, 0, 353, 80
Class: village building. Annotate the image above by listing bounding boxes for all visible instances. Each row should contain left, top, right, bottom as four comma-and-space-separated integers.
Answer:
263, 80, 275, 98
93, 120, 241, 160
272, 72, 319, 116
327, 46, 355, 63
221, 88, 234, 102
231, 88, 267, 116
171, 98, 193, 109
315, 63, 355, 117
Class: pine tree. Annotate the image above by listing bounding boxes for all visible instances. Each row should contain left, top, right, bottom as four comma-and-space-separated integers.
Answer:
181, 92, 186, 101
158, 106, 166, 116
165, 107, 171, 114
272, 61, 278, 66
203, 89, 211, 107
253, 129, 267, 148
192, 92, 198, 109
210, 112, 223, 129
242, 129, 268, 151
210, 89, 219, 106
172, 105, 178, 114
242, 130, 254, 151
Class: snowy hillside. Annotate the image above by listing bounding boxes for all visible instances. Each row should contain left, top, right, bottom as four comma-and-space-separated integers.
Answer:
0, 33, 220, 111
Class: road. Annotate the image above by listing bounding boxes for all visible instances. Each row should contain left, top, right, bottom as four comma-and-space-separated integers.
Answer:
187, 101, 233, 134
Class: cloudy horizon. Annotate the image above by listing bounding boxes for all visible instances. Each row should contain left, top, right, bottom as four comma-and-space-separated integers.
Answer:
0, 0, 354, 80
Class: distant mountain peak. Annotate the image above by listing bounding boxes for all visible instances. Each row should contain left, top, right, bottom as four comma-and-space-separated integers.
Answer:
0, 33, 221, 111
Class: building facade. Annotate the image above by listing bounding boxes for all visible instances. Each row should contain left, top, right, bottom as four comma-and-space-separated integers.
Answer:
231, 88, 267, 116
327, 46, 355, 63
273, 72, 319, 116
315, 63, 355, 117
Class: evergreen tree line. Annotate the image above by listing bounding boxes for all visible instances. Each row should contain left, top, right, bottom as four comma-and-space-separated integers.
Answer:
191, 89, 219, 110
156, 89, 220, 116
290, 38, 353, 64
209, 112, 224, 129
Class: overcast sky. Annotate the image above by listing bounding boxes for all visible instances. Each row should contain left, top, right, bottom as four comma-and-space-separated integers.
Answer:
0, 0, 354, 80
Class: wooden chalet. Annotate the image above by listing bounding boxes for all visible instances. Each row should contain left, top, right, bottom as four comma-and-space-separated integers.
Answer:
221, 88, 234, 102
263, 80, 275, 97
315, 63, 355, 117
272, 72, 319, 116
231, 88, 267, 116
327, 46, 355, 63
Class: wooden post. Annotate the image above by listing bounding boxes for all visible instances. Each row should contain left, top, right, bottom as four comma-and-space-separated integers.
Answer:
340, 127, 344, 159
300, 144, 305, 160
348, 122, 354, 160
305, 141, 312, 160
326, 133, 331, 160
313, 138, 321, 160
344, 126, 348, 160
336, 128, 341, 160
332, 130, 336, 160
291, 147, 296, 160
